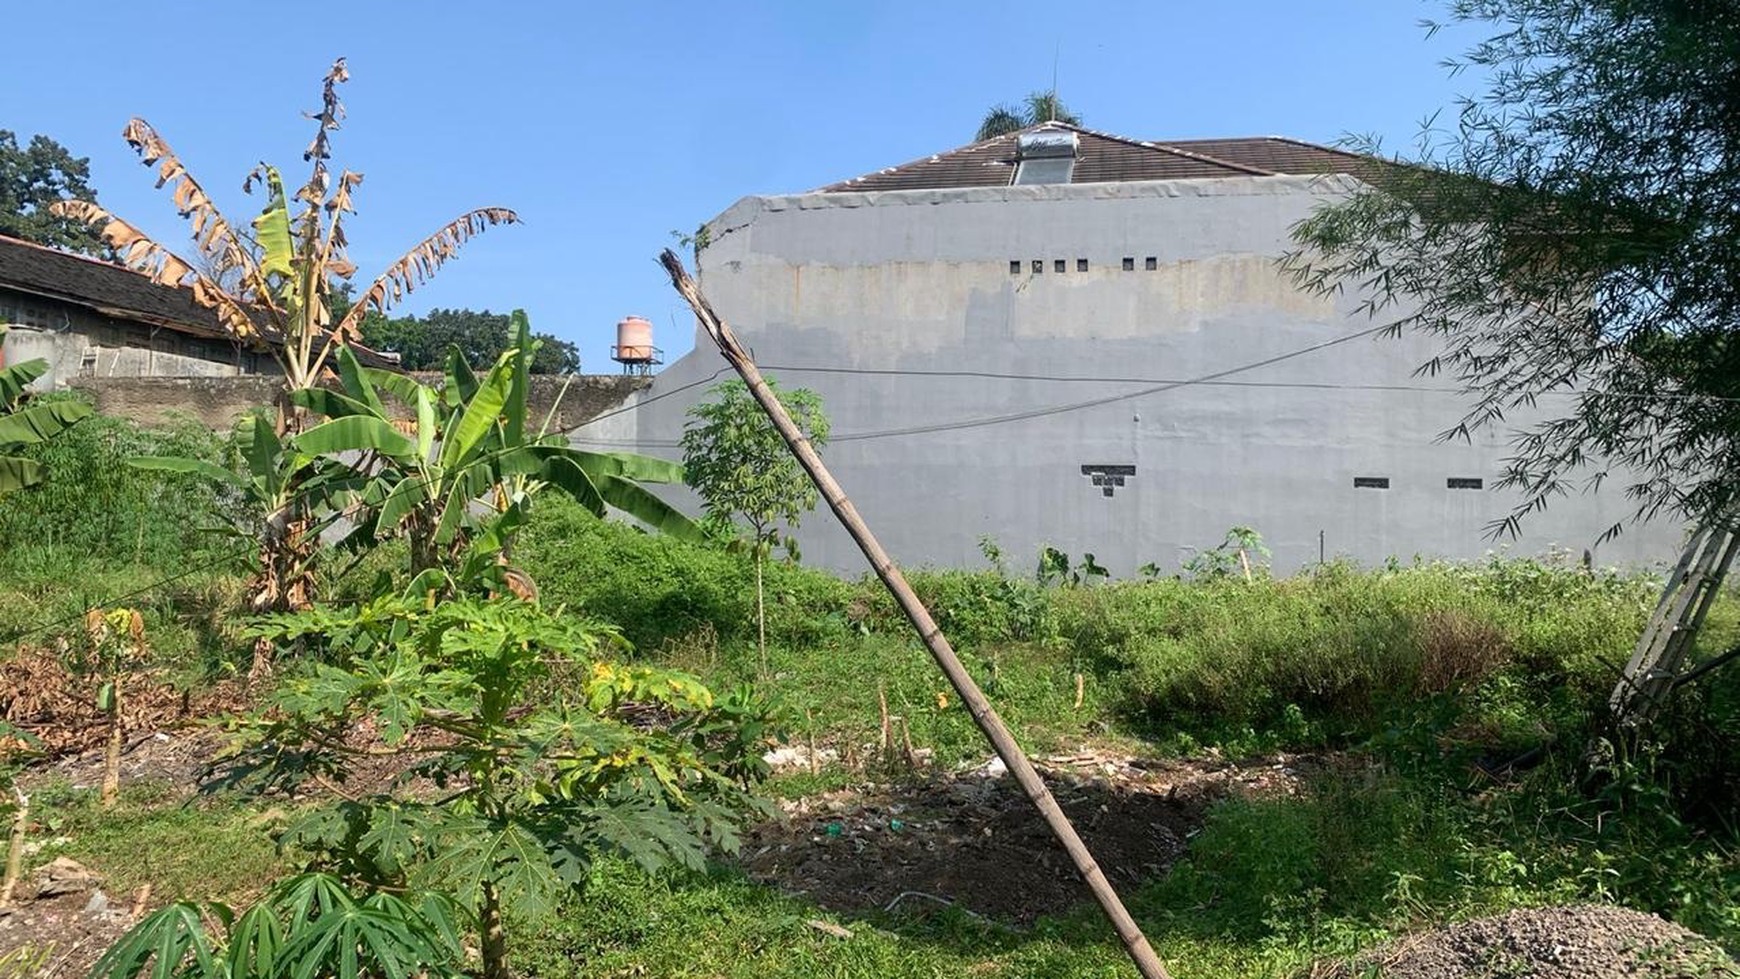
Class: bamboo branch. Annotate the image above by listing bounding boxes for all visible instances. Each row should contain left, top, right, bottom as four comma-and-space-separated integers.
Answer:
658, 249, 1173, 979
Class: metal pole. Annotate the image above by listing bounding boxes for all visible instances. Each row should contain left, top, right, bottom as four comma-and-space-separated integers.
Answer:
659, 250, 1172, 979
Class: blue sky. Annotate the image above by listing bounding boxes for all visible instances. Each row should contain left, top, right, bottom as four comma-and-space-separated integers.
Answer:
0, 2, 1482, 368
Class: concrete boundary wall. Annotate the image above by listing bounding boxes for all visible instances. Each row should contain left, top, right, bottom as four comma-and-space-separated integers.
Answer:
68, 373, 650, 431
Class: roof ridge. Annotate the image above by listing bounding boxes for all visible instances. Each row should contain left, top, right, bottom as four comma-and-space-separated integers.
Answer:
1258, 134, 1391, 163
0, 232, 137, 274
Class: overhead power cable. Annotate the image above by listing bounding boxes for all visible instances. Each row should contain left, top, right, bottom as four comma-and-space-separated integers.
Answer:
2, 543, 257, 647
568, 320, 1398, 448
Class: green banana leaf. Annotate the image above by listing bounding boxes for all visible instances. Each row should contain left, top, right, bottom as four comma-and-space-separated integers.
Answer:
0, 399, 93, 449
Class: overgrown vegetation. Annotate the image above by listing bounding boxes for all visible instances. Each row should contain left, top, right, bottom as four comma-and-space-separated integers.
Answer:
3, 406, 1739, 977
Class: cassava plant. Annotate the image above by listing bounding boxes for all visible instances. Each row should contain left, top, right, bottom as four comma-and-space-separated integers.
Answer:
91, 872, 467, 979
195, 595, 773, 979
82, 608, 145, 809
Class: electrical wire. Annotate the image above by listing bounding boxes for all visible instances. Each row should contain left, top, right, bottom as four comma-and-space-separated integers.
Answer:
1, 543, 256, 646
566, 322, 1740, 450
568, 320, 1400, 448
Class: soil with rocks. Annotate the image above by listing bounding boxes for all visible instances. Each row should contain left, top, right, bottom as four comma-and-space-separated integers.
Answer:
740, 748, 1310, 923
0, 858, 141, 979
1329, 905, 1738, 979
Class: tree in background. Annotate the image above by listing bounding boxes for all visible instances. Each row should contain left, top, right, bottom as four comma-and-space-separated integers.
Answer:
1286, 1, 1740, 541
359, 307, 581, 374
681, 378, 829, 673
0, 131, 105, 255
974, 91, 1081, 140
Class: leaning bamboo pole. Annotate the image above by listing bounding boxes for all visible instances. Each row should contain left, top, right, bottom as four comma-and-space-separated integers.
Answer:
658, 250, 1172, 979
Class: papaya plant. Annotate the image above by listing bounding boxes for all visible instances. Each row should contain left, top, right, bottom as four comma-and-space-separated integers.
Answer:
193, 595, 773, 979
291, 312, 699, 593
0, 334, 92, 498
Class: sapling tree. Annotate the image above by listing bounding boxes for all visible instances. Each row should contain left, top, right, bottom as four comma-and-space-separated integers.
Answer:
82, 608, 145, 809
681, 378, 830, 672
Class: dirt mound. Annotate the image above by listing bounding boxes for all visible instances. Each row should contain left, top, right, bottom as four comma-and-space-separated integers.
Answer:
740, 750, 1306, 923
1336, 905, 1735, 978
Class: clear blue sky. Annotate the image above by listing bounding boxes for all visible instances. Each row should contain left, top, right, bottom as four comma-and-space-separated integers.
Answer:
0, 2, 1482, 369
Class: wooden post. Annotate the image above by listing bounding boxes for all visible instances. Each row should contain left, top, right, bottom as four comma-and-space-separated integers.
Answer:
659, 250, 1173, 979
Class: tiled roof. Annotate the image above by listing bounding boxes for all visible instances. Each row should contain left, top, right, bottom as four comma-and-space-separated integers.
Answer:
0, 233, 234, 341
819, 123, 1392, 193
0, 234, 394, 366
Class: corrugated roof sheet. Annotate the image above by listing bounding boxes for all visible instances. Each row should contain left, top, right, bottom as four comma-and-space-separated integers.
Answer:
0, 234, 233, 341
819, 123, 1390, 193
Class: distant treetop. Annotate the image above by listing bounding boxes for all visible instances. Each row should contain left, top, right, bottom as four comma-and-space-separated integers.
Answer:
975, 92, 1081, 141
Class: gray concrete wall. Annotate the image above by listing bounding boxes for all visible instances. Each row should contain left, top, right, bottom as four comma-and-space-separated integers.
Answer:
68, 372, 649, 431
574, 176, 1688, 576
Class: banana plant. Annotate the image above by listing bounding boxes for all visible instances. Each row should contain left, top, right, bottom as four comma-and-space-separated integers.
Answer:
129, 414, 367, 614
0, 336, 93, 498
49, 59, 517, 430
291, 311, 699, 592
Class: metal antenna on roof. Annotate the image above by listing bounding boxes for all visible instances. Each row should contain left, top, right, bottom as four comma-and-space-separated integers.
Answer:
1050, 40, 1061, 121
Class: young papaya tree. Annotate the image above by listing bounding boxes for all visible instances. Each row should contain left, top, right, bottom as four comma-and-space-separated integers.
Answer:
0, 329, 92, 498
175, 595, 772, 979
52, 58, 517, 419
292, 311, 700, 593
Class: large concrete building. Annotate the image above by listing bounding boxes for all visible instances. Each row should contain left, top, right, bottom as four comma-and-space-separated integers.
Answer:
576, 123, 1685, 575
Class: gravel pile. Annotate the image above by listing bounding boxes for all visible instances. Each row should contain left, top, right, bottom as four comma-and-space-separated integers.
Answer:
1340, 905, 1736, 978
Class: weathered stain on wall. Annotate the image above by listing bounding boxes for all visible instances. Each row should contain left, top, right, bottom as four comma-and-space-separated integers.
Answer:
69, 373, 650, 431
2, 286, 272, 387
578, 175, 1686, 576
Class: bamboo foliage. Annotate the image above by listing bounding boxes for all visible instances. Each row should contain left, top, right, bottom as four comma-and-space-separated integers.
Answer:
50, 57, 519, 405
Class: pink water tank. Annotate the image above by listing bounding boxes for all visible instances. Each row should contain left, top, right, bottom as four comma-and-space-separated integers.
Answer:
613, 316, 655, 363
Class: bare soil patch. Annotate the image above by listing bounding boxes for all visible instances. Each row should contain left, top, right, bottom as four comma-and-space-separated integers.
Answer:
1326, 905, 1737, 979
740, 748, 1309, 923
0, 859, 139, 979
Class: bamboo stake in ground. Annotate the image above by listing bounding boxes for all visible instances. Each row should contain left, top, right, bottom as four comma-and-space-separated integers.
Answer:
659, 250, 1173, 979
1, 785, 27, 907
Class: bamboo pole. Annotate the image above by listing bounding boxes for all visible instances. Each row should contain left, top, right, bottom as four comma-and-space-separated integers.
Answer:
659, 250, 1172, 979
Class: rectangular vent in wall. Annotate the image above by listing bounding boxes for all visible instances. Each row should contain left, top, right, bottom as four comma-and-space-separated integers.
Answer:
1010, 260, 1022, 274
1447, 477, 1484, 490
1353, 477, 1391, 489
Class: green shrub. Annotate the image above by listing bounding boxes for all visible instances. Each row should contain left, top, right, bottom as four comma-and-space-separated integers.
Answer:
1054, 558, 1661, 745
518, 498, 853, 652
0, 405, 236, 576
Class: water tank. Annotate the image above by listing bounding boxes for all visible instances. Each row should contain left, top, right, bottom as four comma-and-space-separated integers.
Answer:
613, 316, 654, 363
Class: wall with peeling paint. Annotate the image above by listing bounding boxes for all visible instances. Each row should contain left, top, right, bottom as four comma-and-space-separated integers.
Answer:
574, 176, 1686, 576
